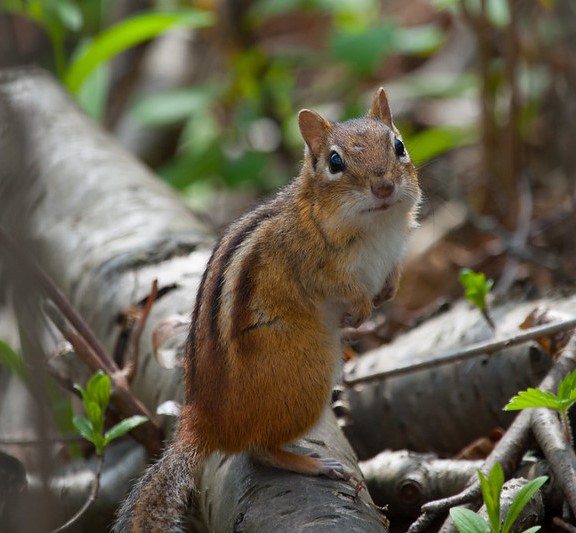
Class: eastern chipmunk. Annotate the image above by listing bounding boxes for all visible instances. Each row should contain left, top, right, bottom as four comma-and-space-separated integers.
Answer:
114, 87, 421, 532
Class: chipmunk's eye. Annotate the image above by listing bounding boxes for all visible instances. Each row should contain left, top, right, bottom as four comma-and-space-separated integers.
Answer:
328, 151, 345, 173
394, 137, 406, 158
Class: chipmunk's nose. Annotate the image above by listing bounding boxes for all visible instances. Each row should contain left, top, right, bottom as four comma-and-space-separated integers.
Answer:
371, 179, 395, 199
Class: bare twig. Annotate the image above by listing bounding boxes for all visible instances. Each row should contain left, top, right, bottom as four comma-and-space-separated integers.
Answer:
45, 303, 163, 456
407, 409, 533, 533
49, 453, 105, 533
0, 225, 116, 376
532, 408, 576, 516
553, 516, 576, 532
0, 436, 83, 446
0, 226, 163, 456
408, 337, 576, 532
121, 279, 158, 382
345, 316, 576, 385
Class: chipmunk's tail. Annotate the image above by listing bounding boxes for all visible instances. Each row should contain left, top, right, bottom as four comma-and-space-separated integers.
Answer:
112, 440, 202, 533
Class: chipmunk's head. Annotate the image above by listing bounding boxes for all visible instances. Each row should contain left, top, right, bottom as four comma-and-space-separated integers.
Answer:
298, 88, 421, 229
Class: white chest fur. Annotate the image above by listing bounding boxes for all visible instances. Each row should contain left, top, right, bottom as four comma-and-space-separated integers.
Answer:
352, 213, 410, 296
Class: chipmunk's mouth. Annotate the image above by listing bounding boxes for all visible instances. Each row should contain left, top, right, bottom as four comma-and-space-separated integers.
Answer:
363, 200, 400, 213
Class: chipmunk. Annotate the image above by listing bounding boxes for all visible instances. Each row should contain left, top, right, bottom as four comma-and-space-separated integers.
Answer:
113, 87, 421, 532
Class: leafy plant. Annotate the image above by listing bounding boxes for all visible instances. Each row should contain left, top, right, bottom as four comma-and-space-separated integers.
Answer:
3, 0, 83, 77
73, 370, 147, 455
504, 368, 576, 443
459, 268, 495, 329
65, 9, 214, 95
3, 2, 213, 119
450, 463, 547, 533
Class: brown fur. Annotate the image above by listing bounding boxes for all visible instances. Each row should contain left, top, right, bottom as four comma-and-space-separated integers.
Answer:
113, 88, 421, 532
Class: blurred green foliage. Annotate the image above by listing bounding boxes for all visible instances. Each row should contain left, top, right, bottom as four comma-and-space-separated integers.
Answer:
4, 0, 554, 199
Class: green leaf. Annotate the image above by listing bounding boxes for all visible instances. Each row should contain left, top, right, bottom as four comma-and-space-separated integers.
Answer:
521, 527, 541, 533
486, 0, 510, 28
130, 87, 214, 126
557, 369, 576, 402
55, 0, 83, 31
501, 476, 547, 533
479, 464, 503, 533
329, 23, 395, 75
84, 400, 103, 434
76, 62, 110, 121
504, 388, 563, 411
73, 383, 88, 405
65, 9, 214, 94
104, 415, 148, 444
393, 24, 445, 56
459, 268, 493, 312
72, 416, 95, 443
450, 507, 491, 533
0, 339, 25, 379
86, 370, 111, 410
406, 126, 476, 165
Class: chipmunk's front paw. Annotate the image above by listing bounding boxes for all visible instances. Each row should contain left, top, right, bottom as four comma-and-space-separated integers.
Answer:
341, 295, 372, 328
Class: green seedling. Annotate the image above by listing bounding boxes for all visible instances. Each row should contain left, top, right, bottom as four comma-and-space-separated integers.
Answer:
459, 268, 495, 329
450, 463, 547, 533
504, 368, 576, 443
73, 370, 147, 455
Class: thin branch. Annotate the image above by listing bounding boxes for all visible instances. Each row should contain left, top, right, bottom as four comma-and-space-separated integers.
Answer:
0, 225, 116, 375
345, 317, 576, 385
121, 279, 158, 382
553, 517, 576, 532
0, 227, 163, 455
0, 436, 83, 446
49, 453, 105, 533
531, 408, 576, 516
45, 303, 163, 456
408, 338, 576, 532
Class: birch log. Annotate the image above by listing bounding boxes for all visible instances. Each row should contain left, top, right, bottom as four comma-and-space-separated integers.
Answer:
0, 67, 385, 532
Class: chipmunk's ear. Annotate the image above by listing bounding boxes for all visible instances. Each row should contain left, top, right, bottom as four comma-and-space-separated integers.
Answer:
367, 87, 393, 128
298, 109, 332, 161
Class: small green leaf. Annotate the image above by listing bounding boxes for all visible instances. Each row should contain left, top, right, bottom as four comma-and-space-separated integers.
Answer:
55, 0, 83, 31
459, 268, 493, 312
521, 527, 541, 533
86, 371, 111, 410
557, 369, 576, 402
329, 23, 395, 74
486, 0, 510, 28
501, 476, 547, 533
72, 416, 95, 443
76, 62, 110, 121
85, 400, 103, 432
479, 464, 503, 533
393, 24, 445, 56
104, 415, 148, 444
131, 87, 214, 126
504, 388, 563, 411
450, 507, 491, 533
406, 126, 476, 165
65, 9, 214, 94
73, 383, 88, 404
